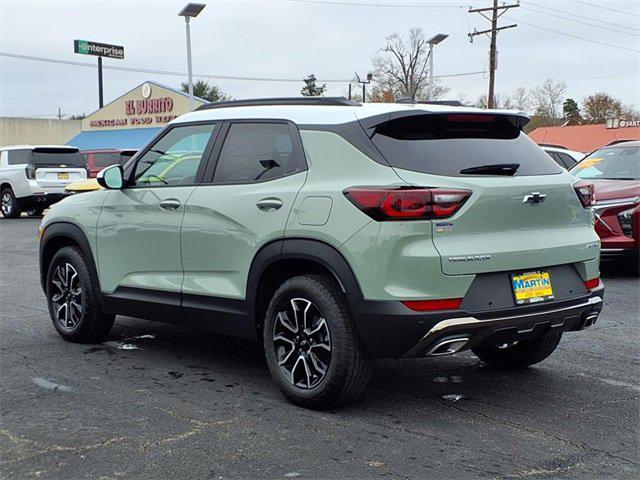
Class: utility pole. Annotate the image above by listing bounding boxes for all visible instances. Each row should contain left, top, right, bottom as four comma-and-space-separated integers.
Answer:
468, 0, 519, 109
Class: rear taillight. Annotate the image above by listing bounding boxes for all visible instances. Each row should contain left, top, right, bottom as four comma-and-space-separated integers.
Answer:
574, 181, 595, 208
25, 164, 36, 180
402, 298, 463, 312
584, 278, 600, 290
343, 187, 471, 221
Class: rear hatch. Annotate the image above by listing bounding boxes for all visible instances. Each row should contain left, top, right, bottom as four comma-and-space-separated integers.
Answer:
368, 112, 599, 275
30, 147, 87, 187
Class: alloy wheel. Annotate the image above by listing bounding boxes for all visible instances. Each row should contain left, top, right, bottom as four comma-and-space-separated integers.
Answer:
1, 192, 12, 216
50, 263, 83, 329
272, 298, 332, 389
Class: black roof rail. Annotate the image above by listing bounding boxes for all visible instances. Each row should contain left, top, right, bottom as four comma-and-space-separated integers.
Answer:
196, 96, 360, 111
395, 98, 466, 107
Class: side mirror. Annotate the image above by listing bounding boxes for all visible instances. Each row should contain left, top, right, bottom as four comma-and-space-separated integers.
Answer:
96, 164, 124, 189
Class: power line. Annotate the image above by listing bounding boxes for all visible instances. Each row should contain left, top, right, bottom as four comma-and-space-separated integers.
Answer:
0, 51, 486, 82
520, 5, 639, 37
506, 16, 640, 53
281, 0, 468, 8
572, 0, 640, 18
525, 1, 639, 31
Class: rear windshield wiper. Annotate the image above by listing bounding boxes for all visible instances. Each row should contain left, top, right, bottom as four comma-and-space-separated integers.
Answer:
460, 163, 520, 176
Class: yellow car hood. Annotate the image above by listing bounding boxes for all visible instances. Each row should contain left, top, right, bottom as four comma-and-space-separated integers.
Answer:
65, 178, 101, 192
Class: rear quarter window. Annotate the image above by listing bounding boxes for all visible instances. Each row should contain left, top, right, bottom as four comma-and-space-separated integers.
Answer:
371, 114, 562, 177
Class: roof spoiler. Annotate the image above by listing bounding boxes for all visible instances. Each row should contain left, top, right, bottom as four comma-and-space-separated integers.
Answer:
196, 96, 360, 111
395, 98, 467, 107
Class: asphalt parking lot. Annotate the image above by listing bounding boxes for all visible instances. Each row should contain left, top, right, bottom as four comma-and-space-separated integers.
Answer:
0, 217, 638, 479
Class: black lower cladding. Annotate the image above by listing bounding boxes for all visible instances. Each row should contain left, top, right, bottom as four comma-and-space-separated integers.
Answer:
350, 265, 603, 358
102, 287, 256, 339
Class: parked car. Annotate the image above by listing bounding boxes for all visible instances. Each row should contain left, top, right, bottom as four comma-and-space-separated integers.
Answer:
39, 98, 604, 408
540, 144, 584, 169
570, 140, 639, 269
0, 145, 87, 218
83, 149, 137, 178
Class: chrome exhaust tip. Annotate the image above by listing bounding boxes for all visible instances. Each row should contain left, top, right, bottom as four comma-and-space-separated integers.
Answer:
580, 312, 599, 329
426, 337, 470, 357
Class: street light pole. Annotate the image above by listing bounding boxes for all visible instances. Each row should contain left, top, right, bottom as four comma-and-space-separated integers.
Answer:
178, 3, 206, 111
184, 16, 194, 111
426, 33, 448, 101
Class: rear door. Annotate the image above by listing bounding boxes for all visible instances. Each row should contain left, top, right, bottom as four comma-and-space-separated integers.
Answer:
369, 113, 599, 275
30, 148, 87, 187
180, 120, 307, 334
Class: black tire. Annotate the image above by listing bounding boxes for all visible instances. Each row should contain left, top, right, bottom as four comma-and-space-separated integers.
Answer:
263, 274, 371, 409
472, 333, 562, 370
46, 246, 115, 343
26, 208, 44, 217
1, 188, 22, 218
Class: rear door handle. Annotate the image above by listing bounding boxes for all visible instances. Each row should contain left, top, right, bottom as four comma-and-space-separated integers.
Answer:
158, 199, 181, 211
256, 198, 283, 212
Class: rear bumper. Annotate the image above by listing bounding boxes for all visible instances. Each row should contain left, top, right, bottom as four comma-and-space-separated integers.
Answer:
351, 284, 604, 359
17, 192, 70, 209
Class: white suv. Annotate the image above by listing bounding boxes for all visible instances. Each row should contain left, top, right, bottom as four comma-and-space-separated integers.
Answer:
0, 145, 87, 218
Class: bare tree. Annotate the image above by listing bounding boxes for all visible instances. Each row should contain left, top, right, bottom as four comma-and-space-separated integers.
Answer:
372, 28, 450, 100
475, 93, 512, 109
511, 87, 531, 111
531, 79, 567, 126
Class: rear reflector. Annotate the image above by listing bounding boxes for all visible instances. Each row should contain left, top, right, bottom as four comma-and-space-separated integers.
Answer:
574, 181, 595, 208
343, 187, 471, 221
584, 278, 600, 290
402, 298, 463, 312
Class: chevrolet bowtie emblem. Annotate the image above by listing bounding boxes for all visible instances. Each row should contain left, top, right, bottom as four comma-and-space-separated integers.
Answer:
523, 192, 547, 204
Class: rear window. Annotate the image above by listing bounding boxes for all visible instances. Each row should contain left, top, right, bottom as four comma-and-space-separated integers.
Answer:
31, 148, 85, 167
93, 153, 122, 168
371, 114, 561, 176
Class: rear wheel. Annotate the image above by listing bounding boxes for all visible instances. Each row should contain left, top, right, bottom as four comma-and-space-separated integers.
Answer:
472, 333, 562, 370
46, 246, 115, 343
26, 208, 44, 217
1, 188, 22, 218
263, 274, 370, 409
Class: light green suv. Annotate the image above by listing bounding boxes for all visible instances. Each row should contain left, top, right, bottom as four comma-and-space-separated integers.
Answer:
39, 97, 604, 408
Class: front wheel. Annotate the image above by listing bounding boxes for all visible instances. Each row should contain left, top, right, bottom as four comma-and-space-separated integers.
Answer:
472, 333, 562, 370
1, 188, 22, 218
46, 246, 115, 343
263, 274, 370, 409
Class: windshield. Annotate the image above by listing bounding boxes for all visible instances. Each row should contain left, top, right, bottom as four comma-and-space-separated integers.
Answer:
571, 145, 640, 180
371, 114, 561, 177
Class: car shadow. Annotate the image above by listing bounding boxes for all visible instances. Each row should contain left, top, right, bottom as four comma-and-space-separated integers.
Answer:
99, 316, 593, 415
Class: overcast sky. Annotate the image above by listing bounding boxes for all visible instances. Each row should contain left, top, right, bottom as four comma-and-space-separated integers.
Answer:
0, 0, 638, 118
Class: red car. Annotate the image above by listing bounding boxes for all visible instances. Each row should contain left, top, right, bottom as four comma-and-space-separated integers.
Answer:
570, 141, 639, 270
82, 149, 137, 178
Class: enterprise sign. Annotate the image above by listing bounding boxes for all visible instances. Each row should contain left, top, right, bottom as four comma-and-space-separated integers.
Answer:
74, 39, 124, 59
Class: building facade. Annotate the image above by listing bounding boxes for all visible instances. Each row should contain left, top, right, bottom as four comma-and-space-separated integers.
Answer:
67, 81, 208, 150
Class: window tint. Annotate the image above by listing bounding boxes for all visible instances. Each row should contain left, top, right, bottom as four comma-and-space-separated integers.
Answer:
132, 123, 216, 187
7, 150, 31, 165
31, 149, 85, 166
558, 152, 577, 169
371, 114, 562, 177
214, 123, 298, 183
93, 153, 122, 168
